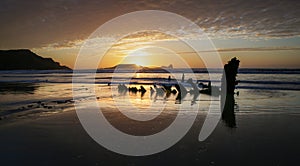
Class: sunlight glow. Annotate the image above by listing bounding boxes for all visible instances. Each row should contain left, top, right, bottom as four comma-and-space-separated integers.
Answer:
122, 49, 150, 66
128, 49, 149, 57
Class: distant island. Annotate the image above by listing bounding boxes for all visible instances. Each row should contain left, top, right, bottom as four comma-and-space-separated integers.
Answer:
103, 64, 173, 73
0, 49, 71, 70
104, 64, 143, 70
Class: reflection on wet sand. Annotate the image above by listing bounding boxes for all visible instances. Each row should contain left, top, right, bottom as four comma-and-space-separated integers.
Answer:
221, 94, 237, 128
0, 82, 38, 94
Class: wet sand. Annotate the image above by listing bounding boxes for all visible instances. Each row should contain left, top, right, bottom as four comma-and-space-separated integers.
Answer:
0, 108, 299, 166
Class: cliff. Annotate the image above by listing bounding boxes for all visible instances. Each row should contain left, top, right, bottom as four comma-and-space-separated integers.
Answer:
0, 49, 71, 70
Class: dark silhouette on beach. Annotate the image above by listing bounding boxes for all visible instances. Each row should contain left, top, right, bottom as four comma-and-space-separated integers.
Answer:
128, 87, 138, 94
152, 84, 166, 102
162, 84, 176, 99
118, 84, 127, 95
118, 84, 147, 98
198, 80, 220, 96
139, 86, 147, 98
115, 57, 240, 108
174, 83, 187, 104
150, 87, 155, 98
222, 57, 240, 95
186, 78, 200, 105
118, 84, 147, 99
221, 57, 240, 128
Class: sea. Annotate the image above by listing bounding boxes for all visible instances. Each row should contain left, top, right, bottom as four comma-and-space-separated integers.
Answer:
0, 68, 300, 122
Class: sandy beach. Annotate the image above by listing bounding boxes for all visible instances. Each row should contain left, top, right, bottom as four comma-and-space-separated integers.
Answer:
1, 103, 299, 166
0, 70, 300, 165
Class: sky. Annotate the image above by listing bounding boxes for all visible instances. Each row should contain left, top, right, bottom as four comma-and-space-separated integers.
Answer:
0, 0, 299, 68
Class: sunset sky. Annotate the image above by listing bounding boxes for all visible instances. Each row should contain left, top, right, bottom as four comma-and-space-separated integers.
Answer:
0, 0, 299, 68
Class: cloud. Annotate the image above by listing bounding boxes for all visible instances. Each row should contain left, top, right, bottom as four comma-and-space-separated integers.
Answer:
177, 46, 300, 54
38, 40, 84, 50
216, 47, 300, 52
117, 0, 300, 39
0, 0, 299, 49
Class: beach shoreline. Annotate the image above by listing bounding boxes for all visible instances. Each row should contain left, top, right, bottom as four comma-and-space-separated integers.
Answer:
0, 106, 299, 166
0, 70, 299, 165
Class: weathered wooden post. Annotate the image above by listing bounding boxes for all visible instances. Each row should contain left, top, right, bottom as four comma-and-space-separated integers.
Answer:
221, 57, 240, 127
222, 57, 240, 95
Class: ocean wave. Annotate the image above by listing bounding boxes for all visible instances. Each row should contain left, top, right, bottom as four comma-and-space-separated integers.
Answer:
0, 70, 299, 91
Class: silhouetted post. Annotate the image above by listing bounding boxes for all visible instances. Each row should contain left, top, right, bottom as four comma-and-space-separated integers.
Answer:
221, 57, 240, 128
221, 57, 240, 95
